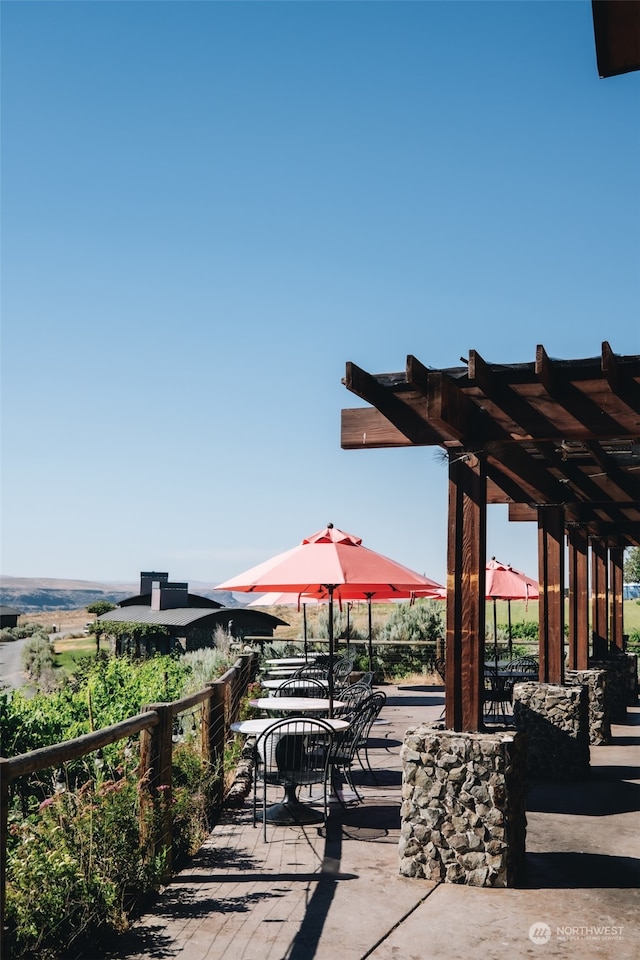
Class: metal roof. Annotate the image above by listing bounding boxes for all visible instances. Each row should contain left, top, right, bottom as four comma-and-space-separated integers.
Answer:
97, 606, 287, 630
97, 606, 222, 629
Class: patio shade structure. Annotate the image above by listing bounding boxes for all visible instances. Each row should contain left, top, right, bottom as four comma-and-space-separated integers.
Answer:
215, 523, 443, 713
341, 343, 640, 731
246, 591, 321, 657
485, 557, 539, 667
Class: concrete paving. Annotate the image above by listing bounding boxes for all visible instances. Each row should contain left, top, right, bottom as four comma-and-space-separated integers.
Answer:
108, 683, 640, 960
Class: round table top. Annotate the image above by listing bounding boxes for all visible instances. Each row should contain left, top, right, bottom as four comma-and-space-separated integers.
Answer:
262, 678, 328, 691
264, 657, 314, 666
230, 717, 349, 735
250, 696, 345, 713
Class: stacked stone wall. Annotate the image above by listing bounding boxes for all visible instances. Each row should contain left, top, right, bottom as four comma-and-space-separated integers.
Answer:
512, 682, 589, 780
589, 658, 628, 723
399, 725, 527, 888
565, 669, 610, 745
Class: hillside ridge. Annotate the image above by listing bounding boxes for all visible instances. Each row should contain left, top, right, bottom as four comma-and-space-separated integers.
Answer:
0, 576, 236, 613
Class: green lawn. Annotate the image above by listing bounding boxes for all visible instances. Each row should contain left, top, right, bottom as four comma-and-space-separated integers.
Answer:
53, 635, 97, 673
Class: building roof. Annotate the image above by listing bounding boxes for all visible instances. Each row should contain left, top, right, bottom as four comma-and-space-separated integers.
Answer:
97, 605, 287, 631
118, 592, 222, 609
0, 606, 22, 617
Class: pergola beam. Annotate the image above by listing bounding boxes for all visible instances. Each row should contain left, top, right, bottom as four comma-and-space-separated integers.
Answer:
341, 344, 640, 733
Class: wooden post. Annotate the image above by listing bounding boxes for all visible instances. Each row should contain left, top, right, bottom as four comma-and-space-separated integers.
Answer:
538, 507, 565, 684
1, 758, 9, 959
568, 526, 589, 670
591, 539, 609, 660
445, 452, 486, 732
139, 703, 173, 880
609, 547, 625, 653
203, 682, 227, 812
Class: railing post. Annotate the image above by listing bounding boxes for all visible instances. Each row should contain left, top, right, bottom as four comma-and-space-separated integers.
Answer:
1, 758, 9, 960
139, 704, 173, 880
203, 682, 227, 811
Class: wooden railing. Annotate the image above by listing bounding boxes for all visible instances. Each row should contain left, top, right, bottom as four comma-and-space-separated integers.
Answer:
0, 652, 258, 954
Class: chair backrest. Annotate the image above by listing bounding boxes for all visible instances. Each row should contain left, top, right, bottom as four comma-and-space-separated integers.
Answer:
434, 657, 446, 683
358, 671, 374, 688
272, 676, 327, 698
254, 716, 335, 786
356, 691, 386, 746
334, 681, 371, 716
332, 657, 354, 684
506, 656, 539, 674
331, 692, 385, 762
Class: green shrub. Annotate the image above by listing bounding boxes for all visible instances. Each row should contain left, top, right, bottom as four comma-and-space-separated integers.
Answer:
21, 635, 56, 682
378, 600, 443, 645
5, 763, 166, 960
3, 647, 245, 958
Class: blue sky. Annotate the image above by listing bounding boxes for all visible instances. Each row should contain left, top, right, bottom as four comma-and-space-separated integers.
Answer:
1, 0, 638, 589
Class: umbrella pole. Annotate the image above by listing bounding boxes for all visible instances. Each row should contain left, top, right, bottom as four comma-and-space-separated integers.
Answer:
507, 600, 512, 660
367, 595, 373, 672
346, 603, 350, 656
493, 598, 499, 672
327, 585, 334, 719
303, 604, 308, 660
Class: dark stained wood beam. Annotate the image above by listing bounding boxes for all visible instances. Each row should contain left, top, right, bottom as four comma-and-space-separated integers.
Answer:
591, 540, 609, 659
445, 453, 486, 732
538, 506, 566, 684
592, 0, 640, 78
536, 345, 631, 439
484, 441, 572, 505
341, 406, 434, 449
584, 440, 640, 501
534, 440, 633, 522
609, 547, 625, 653
468, 349, 559, 440
568, 527, 589, 670
343, 362, 444, 446
509, 503, 537, 522
601, 341, 640, 414
407, 357, 483, 443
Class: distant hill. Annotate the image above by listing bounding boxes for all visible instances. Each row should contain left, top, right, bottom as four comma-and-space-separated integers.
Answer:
0, 576, 238, 613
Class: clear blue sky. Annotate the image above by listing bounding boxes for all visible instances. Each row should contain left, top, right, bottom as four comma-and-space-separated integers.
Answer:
1, 1, 638, 589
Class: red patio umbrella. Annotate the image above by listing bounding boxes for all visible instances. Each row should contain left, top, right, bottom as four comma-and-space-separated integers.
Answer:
215, 524, 443, 712
246, 591, 324, 657
485, 557, 539, 666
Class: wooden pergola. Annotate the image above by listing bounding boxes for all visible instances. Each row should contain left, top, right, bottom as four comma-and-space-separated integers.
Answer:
341, 343, 640, 732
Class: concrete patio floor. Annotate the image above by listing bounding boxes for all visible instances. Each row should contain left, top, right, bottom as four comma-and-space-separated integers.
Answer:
107, 682, 640, 960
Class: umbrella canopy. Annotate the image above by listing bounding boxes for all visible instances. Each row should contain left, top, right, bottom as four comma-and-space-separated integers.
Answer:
246, 591, 323, 656
215, 524, 444, 708
485, 558, 539, 602
485, 557, 539, 665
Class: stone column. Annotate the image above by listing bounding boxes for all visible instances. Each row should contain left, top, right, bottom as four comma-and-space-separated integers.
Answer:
512, 682, 589, 780
399, 725, 527, 887
565, 668, 610, 744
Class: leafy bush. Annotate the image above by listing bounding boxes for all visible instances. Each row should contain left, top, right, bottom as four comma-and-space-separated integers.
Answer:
627, 628, 640, 653
5, 760, 165, 960
21, 635, 56, 682
378, 600, 443, 645
3, 647, 246, 958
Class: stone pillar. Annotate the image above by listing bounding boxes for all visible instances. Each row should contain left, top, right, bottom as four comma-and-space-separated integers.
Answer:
565, 668, 610, 745
399, 725, 527, 887
589, 658, 628, 723
512, 682, 589, 780
623, 652, 638, 704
